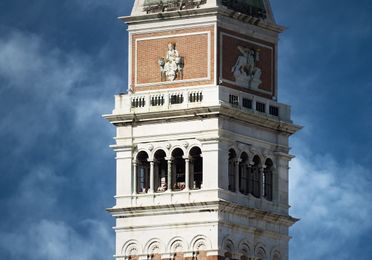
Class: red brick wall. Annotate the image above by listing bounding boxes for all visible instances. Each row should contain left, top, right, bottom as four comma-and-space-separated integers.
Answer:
132, 26, 215, 92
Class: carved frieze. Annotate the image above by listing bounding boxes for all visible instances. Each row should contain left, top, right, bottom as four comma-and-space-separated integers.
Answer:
143, 0, 207, 14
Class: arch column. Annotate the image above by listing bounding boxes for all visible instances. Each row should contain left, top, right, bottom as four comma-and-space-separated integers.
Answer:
235, 159, 241, 194
248, 163, 253, 194
148, 160, 154, 193
260, 165, 267, 198
132, 162, 137, 195
166, 157, 172, 192
184, 156, 190, 191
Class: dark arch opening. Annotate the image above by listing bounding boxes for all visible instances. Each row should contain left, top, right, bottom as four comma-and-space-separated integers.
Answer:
136, 151, 150, 193
250, 155, 261, 198
154, 149, 167, 192
190, 146, 203, 190
172, 148, 185, 191
228, 149, 237, 192
264, 159, 273, 201
239, 152, 250, 195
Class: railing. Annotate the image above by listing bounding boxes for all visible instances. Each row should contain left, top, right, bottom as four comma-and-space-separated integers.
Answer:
150, 95, 165, 106
114, 86, 292, 122
189, 91, 203, 103
170, 93, 184, 104
131, 96, 145, 108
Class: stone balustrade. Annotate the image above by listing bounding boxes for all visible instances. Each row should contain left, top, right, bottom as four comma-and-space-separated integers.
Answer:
113, 85, 292, 123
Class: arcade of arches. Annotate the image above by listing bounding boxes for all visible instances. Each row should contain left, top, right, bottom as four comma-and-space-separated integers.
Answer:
134, 147, 203, 193
228, 149, 274, 201
133, 147, 274, 201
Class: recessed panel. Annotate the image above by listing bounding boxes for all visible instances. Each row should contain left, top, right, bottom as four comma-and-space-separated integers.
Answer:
132, 26, 215, 91
219, 28, 275, 98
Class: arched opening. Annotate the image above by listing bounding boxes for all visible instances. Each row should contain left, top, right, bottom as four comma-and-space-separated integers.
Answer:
263, 159, 273, 201
240, 245, 251, 260
239, 152, 250, 195
272, 252, 281, 260
154, 149, 167, 192
172, 148, 185, 191
190, 147, 203, 189
250, 155, 261, 198
136, 151, 150, 193
255, 247, 266, 260
228, 149, 237, 192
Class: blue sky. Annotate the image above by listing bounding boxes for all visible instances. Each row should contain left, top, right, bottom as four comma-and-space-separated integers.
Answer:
0, 0, 371, 259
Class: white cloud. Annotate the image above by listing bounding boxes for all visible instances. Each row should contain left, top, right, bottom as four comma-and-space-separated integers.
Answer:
289, 139, 372, 259
0, 219, 113, 260
0, 30, 118, 259
0, 31, 119, 154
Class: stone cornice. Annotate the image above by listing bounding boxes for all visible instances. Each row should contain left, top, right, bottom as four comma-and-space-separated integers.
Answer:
120, 7, 219, 25
103, 105, 302, 135
121, 6, 284, 33
107, 200, 298, 227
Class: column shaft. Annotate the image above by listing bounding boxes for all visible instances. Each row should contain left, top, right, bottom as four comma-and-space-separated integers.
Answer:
149, 161, 154, 193
132, 163, 137, 194
185, 158, 190, 191
235, 161, 240, 193
167, 159, 172, 192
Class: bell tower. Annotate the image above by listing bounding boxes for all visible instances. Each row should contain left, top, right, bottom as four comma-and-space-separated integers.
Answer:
104, 1, 301, 260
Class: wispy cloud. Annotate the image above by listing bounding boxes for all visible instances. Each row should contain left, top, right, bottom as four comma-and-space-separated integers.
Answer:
0, 219, 113, 260
0, 30, 117, 259
289, 138, 372, 259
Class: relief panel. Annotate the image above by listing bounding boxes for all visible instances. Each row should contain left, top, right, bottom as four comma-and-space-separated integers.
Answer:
219, 28, 276, 99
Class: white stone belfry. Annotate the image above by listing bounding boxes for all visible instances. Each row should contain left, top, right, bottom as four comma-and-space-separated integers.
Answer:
104, 1, 301, 260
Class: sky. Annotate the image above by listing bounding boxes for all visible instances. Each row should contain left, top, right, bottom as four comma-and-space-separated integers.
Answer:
0, 0, 371, 259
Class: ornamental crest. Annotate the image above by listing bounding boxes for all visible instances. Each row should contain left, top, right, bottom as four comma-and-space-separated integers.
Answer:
158, 42, 184, 82
231, 46, 262, 89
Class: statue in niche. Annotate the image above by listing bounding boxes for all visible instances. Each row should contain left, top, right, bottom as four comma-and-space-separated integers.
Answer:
158, 42, 184, 82
231, 46, 262, 89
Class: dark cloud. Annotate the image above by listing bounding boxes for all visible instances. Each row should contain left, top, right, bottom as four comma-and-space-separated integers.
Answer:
1, 0, 372, 259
